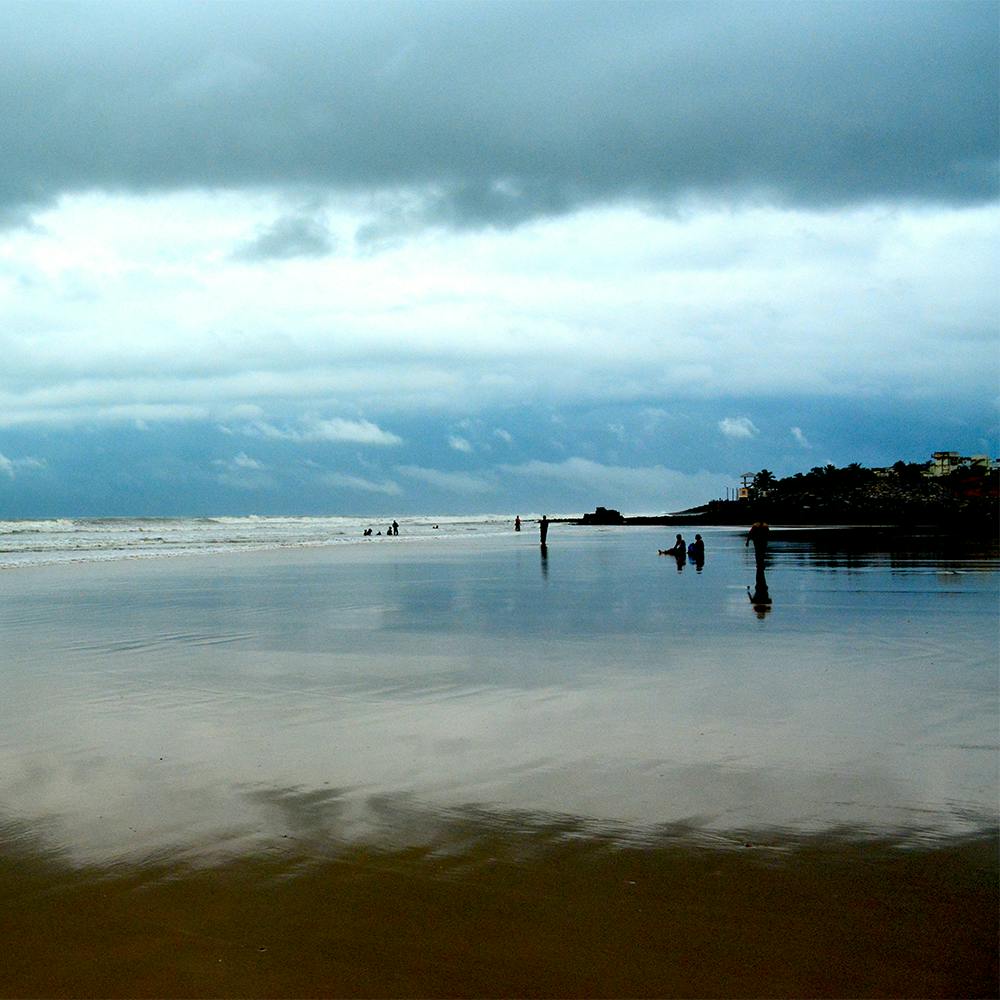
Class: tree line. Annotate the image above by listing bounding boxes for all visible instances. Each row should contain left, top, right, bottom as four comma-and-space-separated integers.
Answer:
700, 460, 997, 529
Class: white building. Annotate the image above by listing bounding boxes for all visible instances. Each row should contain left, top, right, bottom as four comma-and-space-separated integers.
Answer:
925, 452, 998, 477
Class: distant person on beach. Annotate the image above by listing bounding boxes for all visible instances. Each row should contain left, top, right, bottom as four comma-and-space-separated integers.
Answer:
392, 520, 399, 536
363, 528, 372, 536
515, 516, 521, 532
539, 515, 549, 546
746, 522, 769, 566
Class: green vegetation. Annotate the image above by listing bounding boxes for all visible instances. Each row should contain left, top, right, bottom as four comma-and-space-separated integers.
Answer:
696, 460, 998, 530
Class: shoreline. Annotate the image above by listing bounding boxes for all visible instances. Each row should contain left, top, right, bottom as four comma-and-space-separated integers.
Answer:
4, 518, 997, 575
559, 515, 1000, 547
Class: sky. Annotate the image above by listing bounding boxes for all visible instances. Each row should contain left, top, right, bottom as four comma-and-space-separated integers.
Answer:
0, 0, 997, 517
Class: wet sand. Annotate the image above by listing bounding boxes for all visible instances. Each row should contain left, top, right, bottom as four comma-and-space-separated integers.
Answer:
2, 817, 996, 998
0, 528, 996, 996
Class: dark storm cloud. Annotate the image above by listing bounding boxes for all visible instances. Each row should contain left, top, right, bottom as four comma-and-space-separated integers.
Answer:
2, 0, 996, 225
232, 213, 335, 261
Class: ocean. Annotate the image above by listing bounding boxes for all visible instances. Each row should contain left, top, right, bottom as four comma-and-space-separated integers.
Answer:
0, 513, 531, 569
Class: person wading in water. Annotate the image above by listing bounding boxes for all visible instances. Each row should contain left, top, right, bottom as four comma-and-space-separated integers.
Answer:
746, 521, 769, 567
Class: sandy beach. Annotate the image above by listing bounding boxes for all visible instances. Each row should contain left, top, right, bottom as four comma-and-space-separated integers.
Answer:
0, 525, 996, 996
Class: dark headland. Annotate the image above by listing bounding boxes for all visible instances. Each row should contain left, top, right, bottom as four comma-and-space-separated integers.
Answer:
564, 459, 999, 541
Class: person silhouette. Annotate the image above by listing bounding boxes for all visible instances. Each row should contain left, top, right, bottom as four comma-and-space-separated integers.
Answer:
539, 515, 549, 547
660, 534, 685, 556
514, 515, 521, 532
746, 521, 769, 567
688, 533, 705, 569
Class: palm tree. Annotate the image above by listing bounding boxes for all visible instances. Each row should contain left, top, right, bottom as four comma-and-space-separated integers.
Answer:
752, 469, 776, 494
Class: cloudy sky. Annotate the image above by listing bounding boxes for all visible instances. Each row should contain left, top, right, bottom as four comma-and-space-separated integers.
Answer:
1, 0, 996, 517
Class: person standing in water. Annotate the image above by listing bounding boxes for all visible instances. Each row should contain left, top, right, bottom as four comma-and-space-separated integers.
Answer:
746, 521, 769, 567
514, 516, 521, 532
539, 515, 549, 546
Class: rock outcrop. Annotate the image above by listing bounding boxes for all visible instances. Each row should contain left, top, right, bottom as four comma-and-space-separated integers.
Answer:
579, 506, 625, 525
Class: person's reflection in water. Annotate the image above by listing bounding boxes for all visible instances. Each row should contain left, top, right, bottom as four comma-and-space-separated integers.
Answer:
672, 548, 686, 571
539, 544, 549, 579
748, 565, 773, 619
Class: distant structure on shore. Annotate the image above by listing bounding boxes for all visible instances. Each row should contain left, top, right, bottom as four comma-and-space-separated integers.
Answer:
579, 507, 625, 525
919, 452, 999, 478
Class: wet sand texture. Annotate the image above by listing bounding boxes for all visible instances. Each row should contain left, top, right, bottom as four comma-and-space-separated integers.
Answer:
1, 823, 996, 998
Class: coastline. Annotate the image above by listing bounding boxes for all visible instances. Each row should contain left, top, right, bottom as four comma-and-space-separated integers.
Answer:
561, 509, 999, 548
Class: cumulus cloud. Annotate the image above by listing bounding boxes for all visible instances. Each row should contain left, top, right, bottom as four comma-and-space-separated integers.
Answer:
322, 471, 401, 496
0, 452, 44, 478
494, 428, 513, 444
2, 196, 996, 435
718, 417, 760, 440
213, 452, 265, 471
241, 418, 402, 446
791, 426, 812, 448
301, 419, 403, 445
448, 435, 473, 453
0, 2, 994, 227
396, 465, 494, 494
500, 457, 727, 513
0, 402, 211, 429
213, 452, 272, 489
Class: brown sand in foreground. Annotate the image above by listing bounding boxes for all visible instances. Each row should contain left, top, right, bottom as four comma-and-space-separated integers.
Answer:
2, 822, 996, 999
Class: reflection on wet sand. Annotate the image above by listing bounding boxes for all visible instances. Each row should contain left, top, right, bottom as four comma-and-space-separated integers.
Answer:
749, 564, 773, 618
1, 805, 995, 999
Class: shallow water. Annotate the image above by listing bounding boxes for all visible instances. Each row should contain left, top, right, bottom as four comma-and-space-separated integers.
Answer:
0, 525, 996, 996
